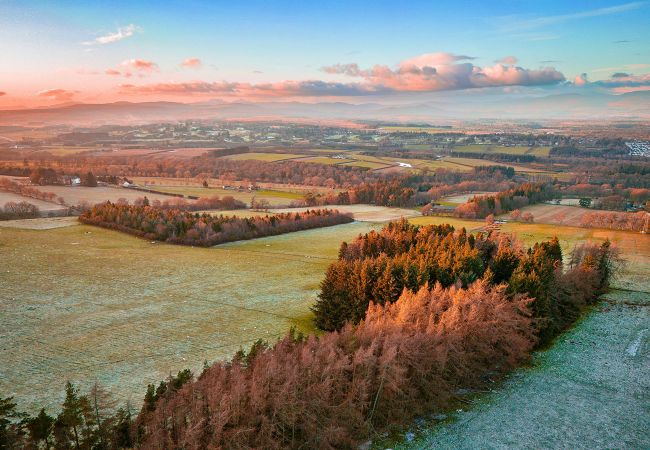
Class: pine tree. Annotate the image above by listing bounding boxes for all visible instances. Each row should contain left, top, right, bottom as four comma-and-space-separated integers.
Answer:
59, 381, 84, 450
1, 397, 27, 448
27, 409, 54, 450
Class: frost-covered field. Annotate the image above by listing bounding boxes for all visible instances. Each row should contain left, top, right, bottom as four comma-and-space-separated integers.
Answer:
0, 221, 376, 412
391, 228, 650, 450
394, 290, 649, 450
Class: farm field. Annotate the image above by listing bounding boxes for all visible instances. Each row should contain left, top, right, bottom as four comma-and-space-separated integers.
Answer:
295, 156, 355, 165
144, 185, 304, 206
0, 216, 77, 229
132, 177, 342, 194
270, 204, 420, 222
452, 144, 551, 157
224, 152, 306, 162
39, 146, 97, 156
203, 148, 550, 175
439, 191, 498, 205
0, 220, 378, 412
32, 185, 178, 206
0, 191, 66, 214
499, 203, 591, 226
445, 156, 550, 173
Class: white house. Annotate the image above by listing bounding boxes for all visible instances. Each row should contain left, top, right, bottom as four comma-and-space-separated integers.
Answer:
70, 177, 81, 186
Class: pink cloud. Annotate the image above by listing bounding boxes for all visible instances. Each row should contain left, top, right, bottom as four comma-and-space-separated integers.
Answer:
116, 52, 567, 99
36, 89, 77, 101
322, 52, 564, 92
181, 57, 202, 68
496, 56, 518, 65
121, 59, 158, 72
574, 73, 589, 86
0, 91, 6, 96
399, 52, 475, 68
105, 59, 158, 78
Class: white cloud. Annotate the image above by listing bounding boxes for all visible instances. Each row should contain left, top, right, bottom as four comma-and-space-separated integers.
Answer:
83, 24, 142, 45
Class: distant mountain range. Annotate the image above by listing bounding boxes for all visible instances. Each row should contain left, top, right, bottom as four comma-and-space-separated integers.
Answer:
0, 91, 648, 126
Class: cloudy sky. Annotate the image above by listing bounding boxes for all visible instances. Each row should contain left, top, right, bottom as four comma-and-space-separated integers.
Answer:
0, 0, 649, 108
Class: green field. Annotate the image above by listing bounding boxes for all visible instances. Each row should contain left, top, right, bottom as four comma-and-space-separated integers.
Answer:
298, 156, 355, 165
224, 152, 305, 162
0, 221, 376, 412
452, 144, 551, 157
145, 185, 305, 206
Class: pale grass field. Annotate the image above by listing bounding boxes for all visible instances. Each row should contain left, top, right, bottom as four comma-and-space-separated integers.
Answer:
0, 191, 67, 213
452, 144, 551, 157
29, 185, 181, 206
144, 185, 304, 206
0, 221, 377, 412
224, 152, 306, 162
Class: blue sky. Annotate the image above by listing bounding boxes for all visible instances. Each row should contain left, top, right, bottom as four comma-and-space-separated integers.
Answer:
0, 0, 649, 106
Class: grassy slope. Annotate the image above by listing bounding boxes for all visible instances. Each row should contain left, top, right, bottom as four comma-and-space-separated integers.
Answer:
0, 221, 375, 412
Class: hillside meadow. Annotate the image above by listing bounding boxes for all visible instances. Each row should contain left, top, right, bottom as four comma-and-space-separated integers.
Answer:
0, 220, 375, 412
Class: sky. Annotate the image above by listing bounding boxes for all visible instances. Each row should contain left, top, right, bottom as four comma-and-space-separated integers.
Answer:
0, 0, 649, 108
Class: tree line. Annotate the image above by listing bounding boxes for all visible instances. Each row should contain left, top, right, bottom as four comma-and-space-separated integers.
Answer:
79, 203, 353, 247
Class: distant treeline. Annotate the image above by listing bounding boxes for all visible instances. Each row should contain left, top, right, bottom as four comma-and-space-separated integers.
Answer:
79, 202, 353, 246
302, 166, 519, 209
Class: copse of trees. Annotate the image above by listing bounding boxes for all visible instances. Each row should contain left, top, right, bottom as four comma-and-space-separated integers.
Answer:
579, 210, 648, 232
454, 182, 556, 219
29, 167, 61, 185
0, 201, 40, 220
313, 219, 619, 346
79, 202, 353, 246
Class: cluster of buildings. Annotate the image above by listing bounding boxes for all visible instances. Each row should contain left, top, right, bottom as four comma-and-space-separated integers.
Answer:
625, 141, 650, 157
